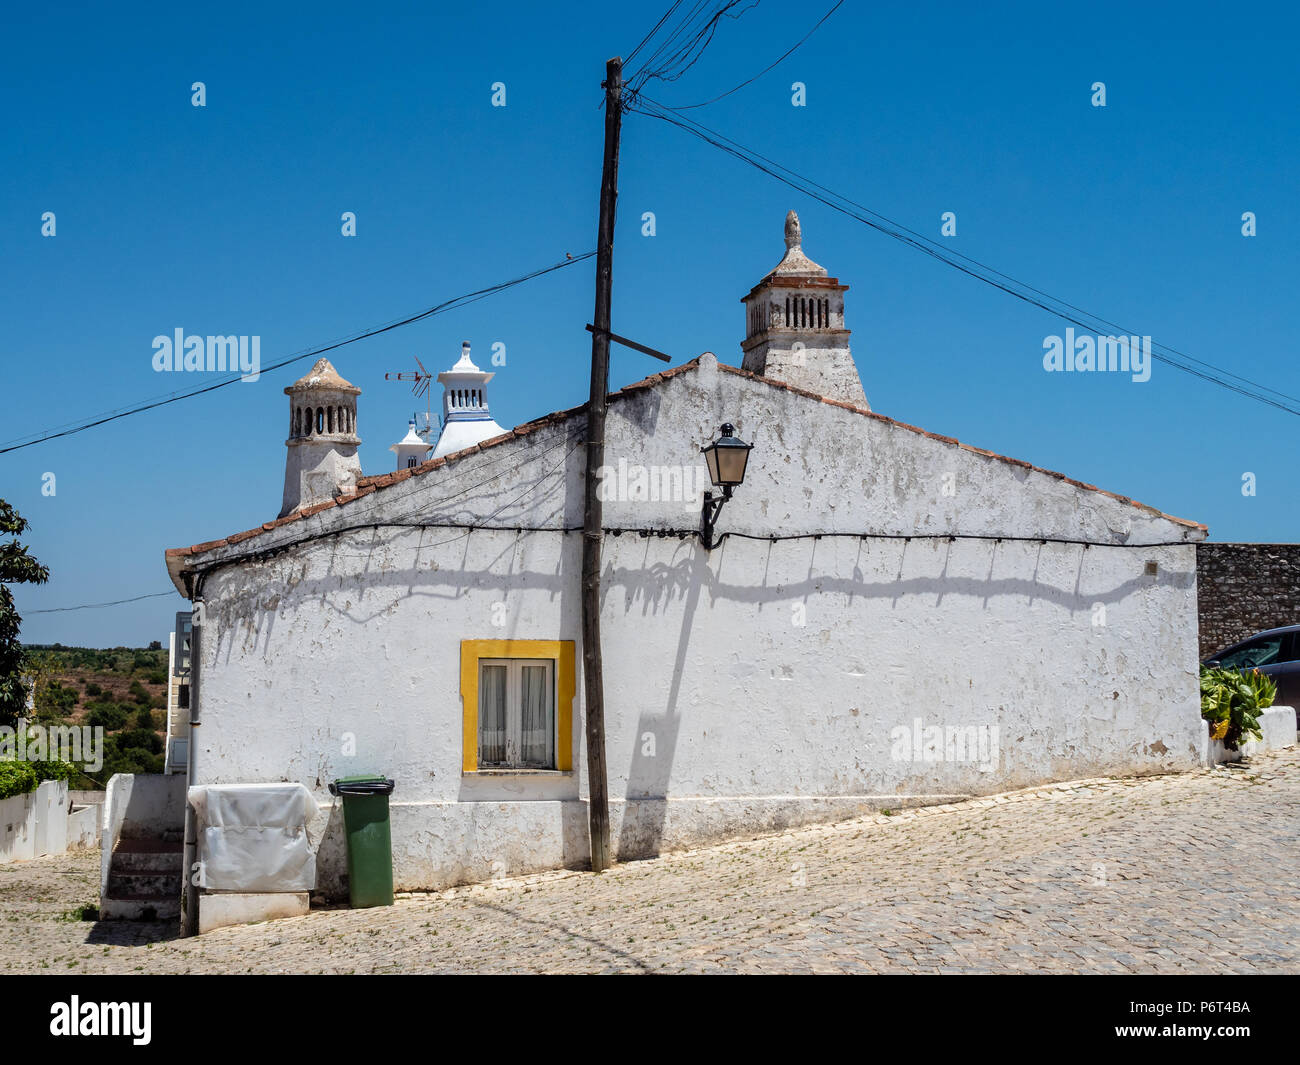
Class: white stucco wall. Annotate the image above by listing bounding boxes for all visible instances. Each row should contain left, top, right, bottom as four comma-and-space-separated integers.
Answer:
181, 355, 1206, 894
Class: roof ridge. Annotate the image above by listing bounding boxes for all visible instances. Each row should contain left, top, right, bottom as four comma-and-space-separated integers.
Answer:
166, 353, 1202, 566
714, 363, 1205, 532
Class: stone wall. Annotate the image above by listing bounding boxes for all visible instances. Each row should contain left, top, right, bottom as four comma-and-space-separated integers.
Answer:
1197, 543, 1300, 657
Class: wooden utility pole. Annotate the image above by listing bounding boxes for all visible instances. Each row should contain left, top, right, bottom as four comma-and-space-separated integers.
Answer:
581, 55, 622, 873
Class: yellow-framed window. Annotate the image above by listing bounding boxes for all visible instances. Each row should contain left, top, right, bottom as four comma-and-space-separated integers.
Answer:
460, 640, 575, 772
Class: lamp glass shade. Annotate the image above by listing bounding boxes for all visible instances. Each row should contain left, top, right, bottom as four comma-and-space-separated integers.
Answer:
701, 424, 752, 488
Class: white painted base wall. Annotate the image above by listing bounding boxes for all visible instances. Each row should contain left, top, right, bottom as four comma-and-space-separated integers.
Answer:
199, 892, 309, 934
1207, 705, 1298, 764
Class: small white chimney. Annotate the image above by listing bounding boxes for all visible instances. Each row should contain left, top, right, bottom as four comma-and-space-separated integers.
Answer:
390, 419, 432, 471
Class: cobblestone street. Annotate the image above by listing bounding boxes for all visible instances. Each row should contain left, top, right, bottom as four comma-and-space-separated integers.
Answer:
3, 749, 1298, 974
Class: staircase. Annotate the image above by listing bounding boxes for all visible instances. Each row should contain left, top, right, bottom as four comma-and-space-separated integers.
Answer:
101, 833, 184, 921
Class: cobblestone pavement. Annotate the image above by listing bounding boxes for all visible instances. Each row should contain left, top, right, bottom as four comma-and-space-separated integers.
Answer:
2, 749, 1298, 974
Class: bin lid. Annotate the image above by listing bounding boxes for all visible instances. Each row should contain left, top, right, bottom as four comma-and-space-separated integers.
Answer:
329, 775, 396, 796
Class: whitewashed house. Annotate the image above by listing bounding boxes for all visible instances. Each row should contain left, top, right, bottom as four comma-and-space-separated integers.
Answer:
165, 213, 1208, 895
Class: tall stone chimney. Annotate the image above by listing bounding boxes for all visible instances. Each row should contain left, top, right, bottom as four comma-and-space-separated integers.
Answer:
740, 211, 868, 408
280, 358, 362, 517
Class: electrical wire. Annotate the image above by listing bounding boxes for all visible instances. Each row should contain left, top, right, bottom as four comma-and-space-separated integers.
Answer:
626, 0, 686, 69
24, 591, 178, 614
0, 251, 595, 456
195, 522, 1202, 584
21, 525, 1198, 614
653, 0, 844, 110
627, 1, 763, 96
16, 437, 582, 613
627, 95, 1300, 417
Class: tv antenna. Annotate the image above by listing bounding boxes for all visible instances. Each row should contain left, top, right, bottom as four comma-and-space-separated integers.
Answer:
384, 356, 437, 441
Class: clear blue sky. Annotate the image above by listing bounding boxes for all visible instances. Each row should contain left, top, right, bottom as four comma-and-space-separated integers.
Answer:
3, 1, 1297, 647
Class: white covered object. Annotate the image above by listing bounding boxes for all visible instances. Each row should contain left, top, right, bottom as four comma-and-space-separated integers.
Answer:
188, 783, 320, 893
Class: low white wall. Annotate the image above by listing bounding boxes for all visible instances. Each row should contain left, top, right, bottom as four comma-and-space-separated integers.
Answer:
0, 791, 36, 863
0, 780, 71, 865
1208, 705, 1298, 764
67, 805, 100, 850
30, 780, 66, 857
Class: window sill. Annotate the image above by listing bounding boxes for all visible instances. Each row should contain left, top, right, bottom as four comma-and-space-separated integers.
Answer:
465, 769, 574, 777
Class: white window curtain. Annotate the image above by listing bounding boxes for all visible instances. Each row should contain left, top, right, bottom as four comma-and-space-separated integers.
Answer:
520, 663, 554, 767
480, 663, 507, 765
478, 658, 555, 769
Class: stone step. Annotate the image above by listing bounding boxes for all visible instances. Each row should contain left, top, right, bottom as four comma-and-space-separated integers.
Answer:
111, 840, 184, 873
108, 871, 182, 897
100, 896, 180, 921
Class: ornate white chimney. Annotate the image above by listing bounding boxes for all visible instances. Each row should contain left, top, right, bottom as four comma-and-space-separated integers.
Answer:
740, 211, 868, 408
431, 342, 506, 459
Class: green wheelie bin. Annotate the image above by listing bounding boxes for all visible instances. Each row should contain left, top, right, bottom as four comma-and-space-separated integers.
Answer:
328, 775, 396, 908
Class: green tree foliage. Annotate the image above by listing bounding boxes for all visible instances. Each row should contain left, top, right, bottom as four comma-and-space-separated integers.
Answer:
84, 736, 164, 785
0, 761, 38, 800
0, 501, 50, 729
86, 703, 128, 730
0, 745, 73, 799
117, 727, 163, 755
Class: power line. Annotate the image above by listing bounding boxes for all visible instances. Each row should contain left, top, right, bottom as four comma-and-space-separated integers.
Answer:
21, 435, 583, 612
627, 95, 1300, 417
24, 591, 177, 614
626, 0, 686, 68
627, 1, 763, 95
652, 0, 844, 110
0, 251, 595, 456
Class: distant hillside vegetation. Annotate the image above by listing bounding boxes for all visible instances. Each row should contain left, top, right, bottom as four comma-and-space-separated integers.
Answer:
22, 644, 170, 787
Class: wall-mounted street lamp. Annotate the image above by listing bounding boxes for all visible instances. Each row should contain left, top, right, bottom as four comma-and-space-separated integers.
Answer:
699, 423, 753, 549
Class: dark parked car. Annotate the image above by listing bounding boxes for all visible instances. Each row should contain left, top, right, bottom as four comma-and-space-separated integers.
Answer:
1203, 624, 1300, 713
